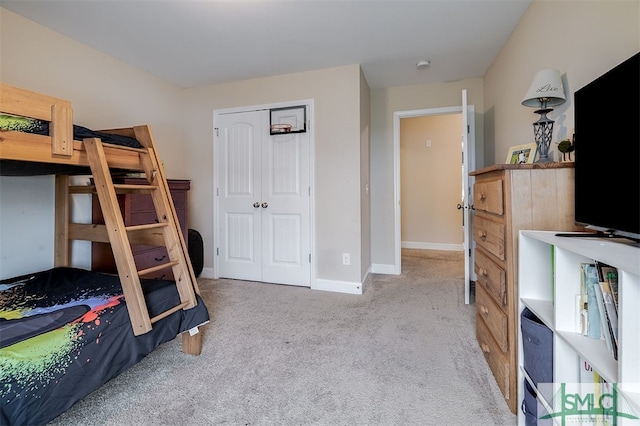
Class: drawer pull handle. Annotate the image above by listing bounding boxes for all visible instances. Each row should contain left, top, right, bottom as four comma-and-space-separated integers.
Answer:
479, 193, 486, 201
478, 267, 487, 277
479, 304, 489, 316
478, 230, 487, 240
481, 343, 490, 354
154, 255, 167, 262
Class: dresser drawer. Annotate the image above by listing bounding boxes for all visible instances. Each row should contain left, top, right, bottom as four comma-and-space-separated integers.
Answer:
476, 284, 508, 353
128, 191, 187, 213
477, 316, 510, 400
129, 208, 186, 230
475, 248, 507, 307
474, 215, 505, 260
134, 247, 173, 280
129, 209, 159, 226
473, 178, 503, 215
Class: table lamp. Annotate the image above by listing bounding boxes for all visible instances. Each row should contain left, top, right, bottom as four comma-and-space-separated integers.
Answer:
522, 69, 566, 162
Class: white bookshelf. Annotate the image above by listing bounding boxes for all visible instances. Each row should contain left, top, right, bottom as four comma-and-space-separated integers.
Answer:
517, 230, 640, 425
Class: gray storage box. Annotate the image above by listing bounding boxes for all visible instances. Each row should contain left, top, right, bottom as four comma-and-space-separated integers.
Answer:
521, 307, 553, 386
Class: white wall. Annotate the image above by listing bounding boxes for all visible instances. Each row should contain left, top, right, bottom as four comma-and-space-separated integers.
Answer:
369, 0, 640, 269
3, 1, 637, 284
359, 68, 371, 282
369, 78, 484, 267
181, 65, 364, 285
484, 0, 639, 165
0, 9, 187, 278
0, 7, 367, 287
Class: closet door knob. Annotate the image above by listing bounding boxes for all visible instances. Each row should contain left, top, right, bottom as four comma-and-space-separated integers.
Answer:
261, 202, 268, 208
253, 202, 260, 208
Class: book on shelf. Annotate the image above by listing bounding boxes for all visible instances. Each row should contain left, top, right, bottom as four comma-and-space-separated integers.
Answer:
579, 357, 615, 426
593, 282, 617, 359
596, 261, 619, 313
581, 263, 602, 339
599, 280, 619, 359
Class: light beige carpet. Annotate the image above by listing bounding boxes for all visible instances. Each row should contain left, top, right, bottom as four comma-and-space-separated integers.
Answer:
48, 249, 516, 426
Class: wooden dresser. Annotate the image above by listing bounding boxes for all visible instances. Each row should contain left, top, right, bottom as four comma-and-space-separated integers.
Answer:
92, 177, 190, 281
470, 163, 579, 413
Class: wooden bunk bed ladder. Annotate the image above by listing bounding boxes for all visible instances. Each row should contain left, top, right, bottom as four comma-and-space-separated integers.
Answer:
83, 133, 198, 336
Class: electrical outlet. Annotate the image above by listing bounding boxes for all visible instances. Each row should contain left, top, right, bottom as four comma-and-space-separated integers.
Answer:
342, 253, 351, 265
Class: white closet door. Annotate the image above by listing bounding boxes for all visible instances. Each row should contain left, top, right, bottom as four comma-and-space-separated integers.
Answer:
217, 109, 310, 286
261, 128, 310, 286
218, 111, 263, 281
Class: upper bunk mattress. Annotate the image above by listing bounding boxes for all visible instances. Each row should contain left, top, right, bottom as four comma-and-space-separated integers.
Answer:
0, 114, 143, 175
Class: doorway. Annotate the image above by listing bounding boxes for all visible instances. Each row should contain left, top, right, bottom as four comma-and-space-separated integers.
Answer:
393, 100, 475, 303
213, 101, 314, 287
400, 114, 463, 250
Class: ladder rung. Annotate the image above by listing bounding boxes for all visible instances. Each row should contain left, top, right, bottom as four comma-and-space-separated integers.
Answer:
150, 301, 190, 324
138, 260, 179, 277
73, 184, 159, 195
113, 183, 158, 193
68, 185, 94, 194
125, 222, 168, 232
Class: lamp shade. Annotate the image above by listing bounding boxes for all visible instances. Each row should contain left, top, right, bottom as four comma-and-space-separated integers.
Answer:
521, 69, 566, 107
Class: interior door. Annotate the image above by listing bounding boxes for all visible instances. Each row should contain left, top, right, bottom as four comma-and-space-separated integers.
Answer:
461, 90, 476, 304
217, 109, 310, 287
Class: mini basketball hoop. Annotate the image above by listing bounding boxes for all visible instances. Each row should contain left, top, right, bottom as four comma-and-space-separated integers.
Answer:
270, 123, 292, 133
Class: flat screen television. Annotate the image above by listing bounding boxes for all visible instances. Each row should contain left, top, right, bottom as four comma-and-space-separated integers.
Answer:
572, 52, 640, 242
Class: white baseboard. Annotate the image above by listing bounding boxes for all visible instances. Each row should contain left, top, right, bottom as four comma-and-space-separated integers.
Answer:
199, 268, 366, 295
312, 278, 363, 295
371, 263, 398, 274
401, 241, 463, 251
200, 267, 215, 279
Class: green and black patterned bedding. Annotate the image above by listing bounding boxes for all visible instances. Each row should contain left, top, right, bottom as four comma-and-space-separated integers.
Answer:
0, 114, 144, 175
0, 114, 142, 148
0, 267, 210, 425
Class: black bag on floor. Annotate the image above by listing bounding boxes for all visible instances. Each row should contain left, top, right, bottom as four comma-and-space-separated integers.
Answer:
188, 228, 204, 278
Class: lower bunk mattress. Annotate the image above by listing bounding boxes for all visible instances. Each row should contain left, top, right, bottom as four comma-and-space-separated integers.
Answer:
0, 267, 210, 426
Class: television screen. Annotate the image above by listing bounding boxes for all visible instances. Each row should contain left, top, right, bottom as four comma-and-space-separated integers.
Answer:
574, 52, 640, 241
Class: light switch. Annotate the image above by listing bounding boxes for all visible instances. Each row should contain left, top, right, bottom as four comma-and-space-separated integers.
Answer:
425, 139, 432, 147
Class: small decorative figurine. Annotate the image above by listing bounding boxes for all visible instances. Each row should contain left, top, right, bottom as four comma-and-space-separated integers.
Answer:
557, 134, 575, 162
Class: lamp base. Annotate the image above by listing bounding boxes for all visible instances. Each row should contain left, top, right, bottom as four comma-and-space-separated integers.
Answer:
532, 108, 554, 163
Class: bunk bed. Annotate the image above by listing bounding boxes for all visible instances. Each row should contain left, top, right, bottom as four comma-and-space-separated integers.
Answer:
0, 83, 210, 425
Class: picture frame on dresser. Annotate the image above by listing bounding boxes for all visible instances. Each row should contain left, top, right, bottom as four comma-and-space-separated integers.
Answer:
505, 143, 537, 164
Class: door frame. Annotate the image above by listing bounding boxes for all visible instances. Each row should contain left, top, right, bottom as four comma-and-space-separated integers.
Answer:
212, 99, 316, 286
392, 104, 476, 298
